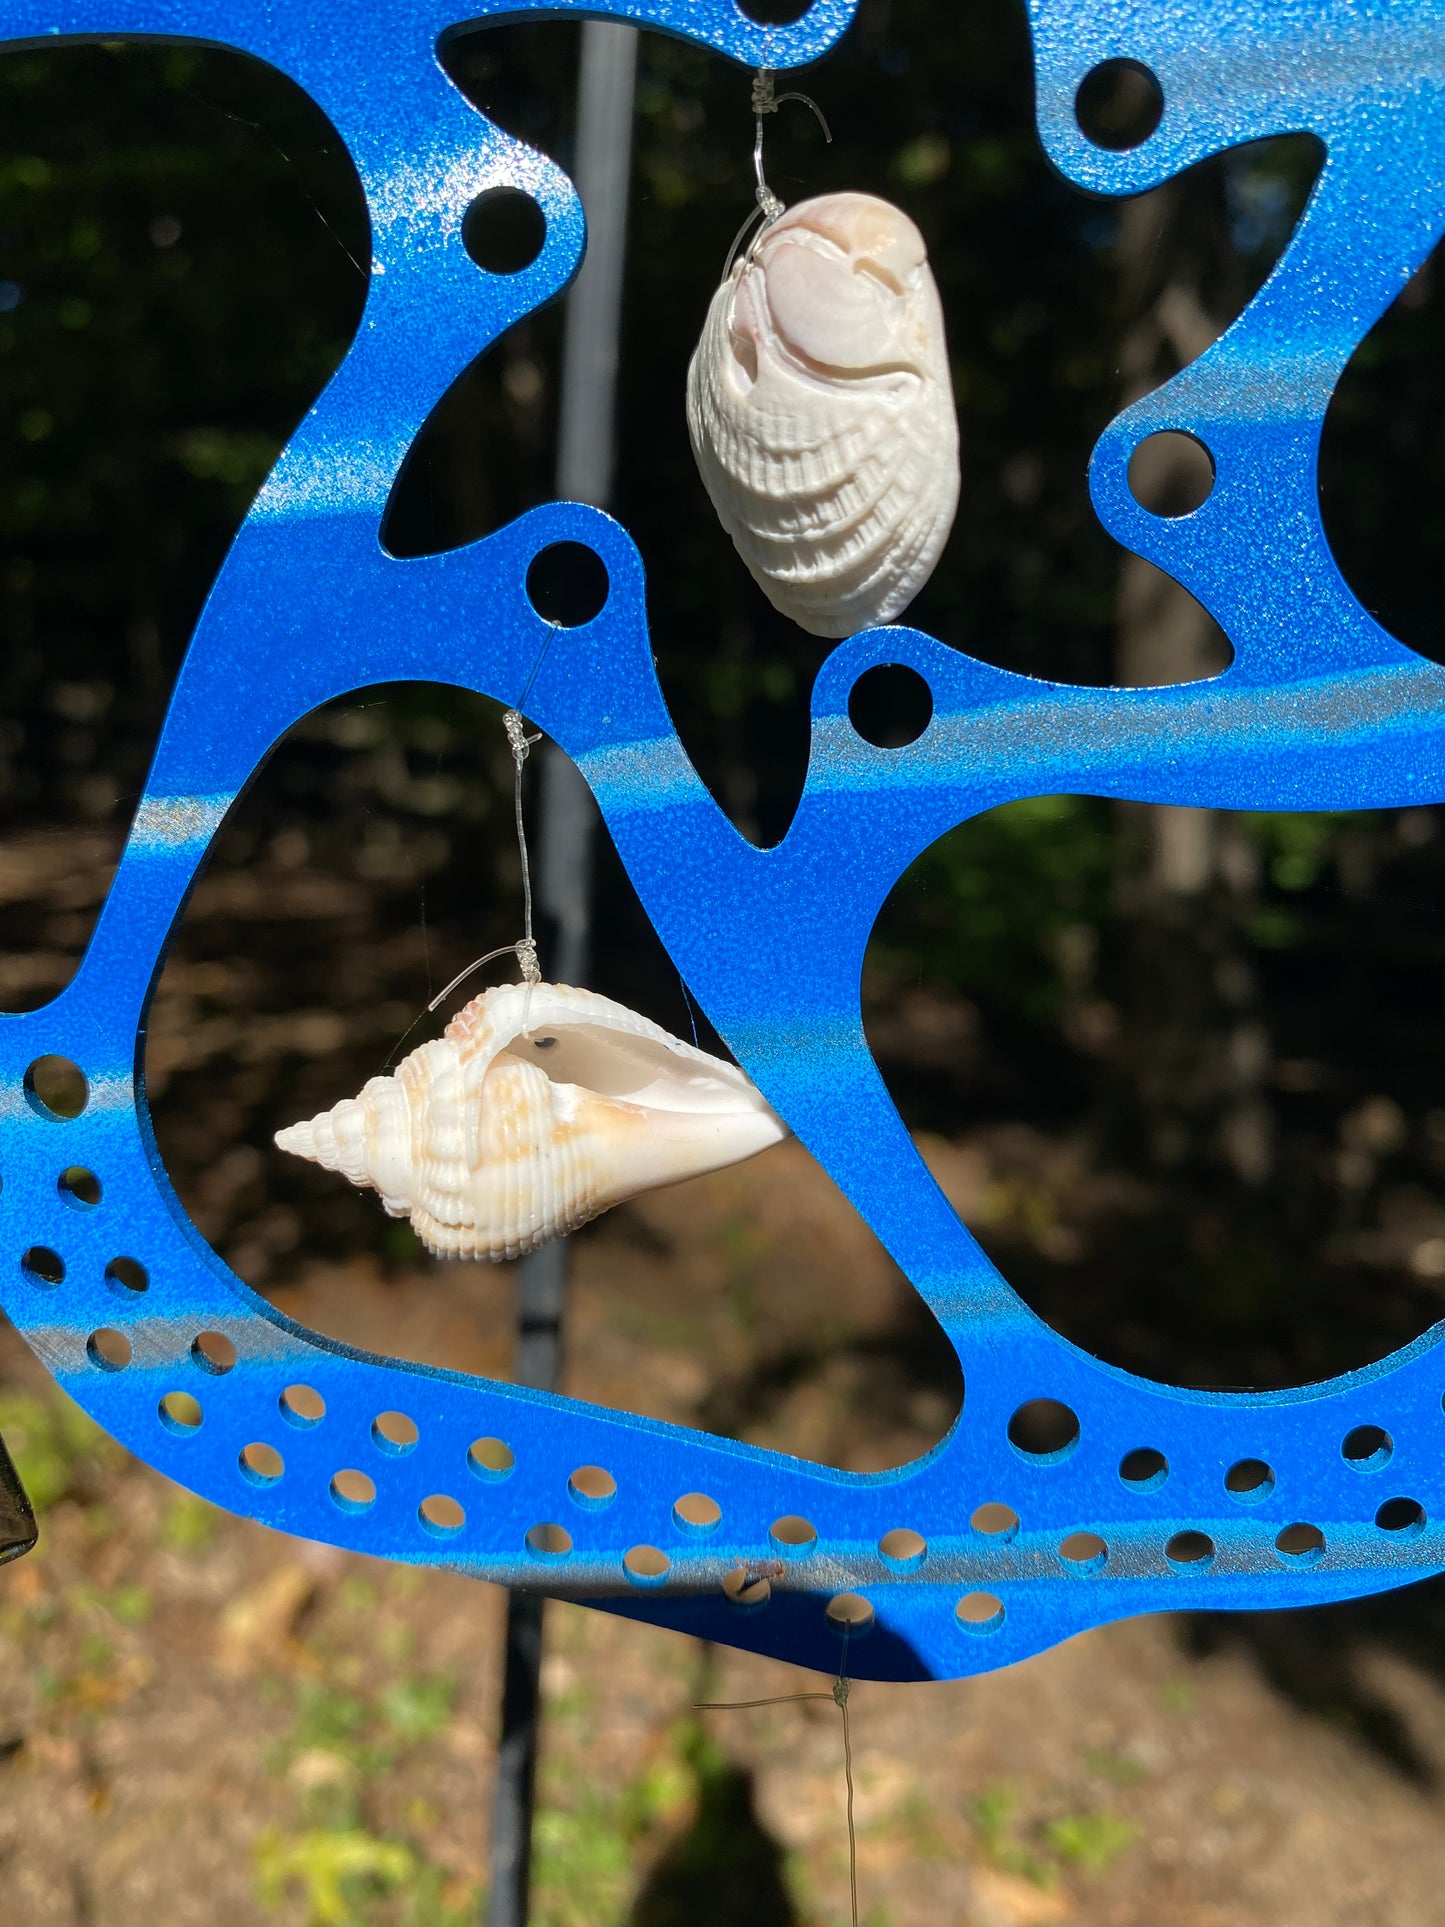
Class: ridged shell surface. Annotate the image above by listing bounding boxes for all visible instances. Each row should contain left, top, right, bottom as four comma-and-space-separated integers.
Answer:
274, 981, 789, 1261
686, 191, 959, 640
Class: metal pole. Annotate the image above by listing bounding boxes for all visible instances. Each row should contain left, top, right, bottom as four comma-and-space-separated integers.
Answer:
0, 1429, 37, 1566
485, 23, 637, 1927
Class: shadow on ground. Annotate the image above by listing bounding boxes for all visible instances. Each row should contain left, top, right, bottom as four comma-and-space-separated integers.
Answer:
629, 1726, 797, 1927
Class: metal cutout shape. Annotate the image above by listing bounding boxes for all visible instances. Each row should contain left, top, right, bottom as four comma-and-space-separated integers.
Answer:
4, 0, 1445, 1682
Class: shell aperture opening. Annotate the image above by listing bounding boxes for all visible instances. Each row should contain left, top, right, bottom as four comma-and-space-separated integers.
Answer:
274, 981, 790, 1262
687, 191, 960, 640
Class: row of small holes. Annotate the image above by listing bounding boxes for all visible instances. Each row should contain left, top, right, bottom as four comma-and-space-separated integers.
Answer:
28, 1042, 1415, 1588
131, 1340, 1429, 1581
14, 1066, 199, 1485
153, 1395, 1437, 1570
141, 1378, 1437, 1565
22, 1246, 148, 1293
148, 1390, 465, 1526
68, 1279, 1439, 1563
1013, 1400, 1409, 1490
716, 1571, 878, 1635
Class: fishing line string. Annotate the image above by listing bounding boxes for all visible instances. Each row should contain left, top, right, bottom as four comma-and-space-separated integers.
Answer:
724, 66, 833, 275
385, 694, 547, 1065
424, 705, 541, 1017
696, 1633, 859, 1927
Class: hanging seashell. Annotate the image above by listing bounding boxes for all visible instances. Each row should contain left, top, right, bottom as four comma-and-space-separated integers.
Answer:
274, 982, 789, 1261
686, 191, 960, 640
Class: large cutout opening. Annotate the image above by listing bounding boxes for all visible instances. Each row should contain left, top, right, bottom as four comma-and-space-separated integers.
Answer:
865, 795, 1445, 1391
0, 40, 368, 1004
1319, 236, 1445, 663
148, 689, 961, 1473
380, 25, 577, 559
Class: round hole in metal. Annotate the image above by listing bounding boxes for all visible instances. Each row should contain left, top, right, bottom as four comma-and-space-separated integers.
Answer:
722, 1565, 772, 1610
1008, 1398, 1079, 1461
847, 663, 933, 749
568, 1465, 617, 1510
159, 1391, 203, 1434
1342, 1425, 1392, 1471
525, 542, 609, 627
191, 1331, 237, 1375
468, 1437, 515, 1481
673, 1492, 721, 1535
769, 1514, 818, 1552
372, 1411, 419, 1457
22, 1245, 64, 1288
279, 1384, 326, 1429
526, 1521, 572, 1558
104, 1256, 148, 1297
1074, 58, 1164, 150
330, 1469, 376, 1513
86, 1327, 131, 1372
623, 1544, 670, 1585
1059, 1531, 1108, 1571
58, 1165, 100, 1208
1275, 1522, 1325, 1565
240, 1441, 284, 1486
461, 186, 546, 275
419, 1494, 465, 1537
734, 0, 812, 25
970, 1502, 1019, 1540
1225, 1458, 1275, 1501
1119, 1447, 1168, 1489
1165, 1530, 1215, 1568
24, 1055, 87, 1120
825, 1592, 875, 1634
878, 1527, 927, 1567
1377, 1497, 1426, 1536
955, 1592, 1005, 1633
1128, 431, 1215, 518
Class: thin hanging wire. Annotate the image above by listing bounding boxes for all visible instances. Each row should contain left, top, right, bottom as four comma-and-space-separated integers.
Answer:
696, 1636, 858, 1927
426, 708, 541, 1015
723, 66, 833, 276
503, 708, 542, 986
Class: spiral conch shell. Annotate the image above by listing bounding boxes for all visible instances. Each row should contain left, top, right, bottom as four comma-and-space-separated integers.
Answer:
274, 982, 789, 1261
686, 191, 960, 640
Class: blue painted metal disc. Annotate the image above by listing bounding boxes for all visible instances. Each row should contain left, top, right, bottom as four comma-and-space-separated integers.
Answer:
3, 0, 1445, 1680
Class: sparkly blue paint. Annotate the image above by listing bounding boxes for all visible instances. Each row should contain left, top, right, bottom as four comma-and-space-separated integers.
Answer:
3, 0, 1445, 1682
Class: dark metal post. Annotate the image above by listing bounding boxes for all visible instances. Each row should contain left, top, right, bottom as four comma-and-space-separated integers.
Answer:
484, 22, 637, 1927
0, 1429, 37, 1566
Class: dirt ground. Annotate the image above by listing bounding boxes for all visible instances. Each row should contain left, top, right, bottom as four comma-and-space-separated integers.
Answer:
7, 826, 1445, 1925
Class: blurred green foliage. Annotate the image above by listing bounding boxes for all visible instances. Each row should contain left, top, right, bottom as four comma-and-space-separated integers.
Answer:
255, 1827, 419, 1927
0, 1386, 119, 1510
877, 796, 1116, 1022
254, 1667, 475, 1924
159, 1487, 221, 1553
968, 1781, 1056, 1888
1045, 1809, 1139, 1873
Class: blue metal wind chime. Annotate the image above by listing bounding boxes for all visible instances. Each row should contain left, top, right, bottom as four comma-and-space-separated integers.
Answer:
3, 0, 1445, 1685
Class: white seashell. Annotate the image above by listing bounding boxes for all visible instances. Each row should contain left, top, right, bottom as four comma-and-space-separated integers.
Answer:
686, 191, 960, 640
274, 981, 789, 1261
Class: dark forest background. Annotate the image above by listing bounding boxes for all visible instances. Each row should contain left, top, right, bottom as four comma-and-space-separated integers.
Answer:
4, 0, 1445, 1401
